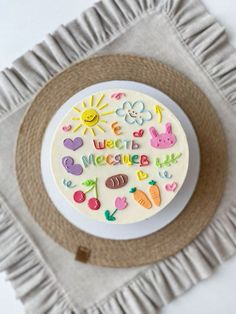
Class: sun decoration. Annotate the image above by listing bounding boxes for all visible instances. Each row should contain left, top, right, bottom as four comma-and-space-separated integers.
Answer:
72, 94, 115, 136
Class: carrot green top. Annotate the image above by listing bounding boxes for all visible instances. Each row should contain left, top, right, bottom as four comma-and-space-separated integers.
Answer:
148, 180, 157, 185
129, 187, 137, 193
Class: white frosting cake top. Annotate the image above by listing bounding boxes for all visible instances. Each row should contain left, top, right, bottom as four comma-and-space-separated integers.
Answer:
50, 89, 189, 224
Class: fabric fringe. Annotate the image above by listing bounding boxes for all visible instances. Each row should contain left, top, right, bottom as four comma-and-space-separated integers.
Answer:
1, 194, 236, 314
85, 206, 236, 314
0, 197, 75, 314
1, 0, 236, 313
1, 0, 236, 122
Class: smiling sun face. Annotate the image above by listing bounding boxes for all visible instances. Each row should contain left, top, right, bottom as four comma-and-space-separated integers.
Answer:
81, 109, 99, 127
72, 94, 114, 136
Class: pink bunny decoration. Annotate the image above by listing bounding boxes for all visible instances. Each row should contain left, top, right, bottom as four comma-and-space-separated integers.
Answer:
149, 123, 177, 149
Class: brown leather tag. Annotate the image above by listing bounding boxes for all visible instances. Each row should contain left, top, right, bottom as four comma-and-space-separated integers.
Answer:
75, 246, 91, 263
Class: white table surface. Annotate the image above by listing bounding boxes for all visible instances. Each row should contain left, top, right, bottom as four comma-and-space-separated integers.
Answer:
0, 0, 235, 313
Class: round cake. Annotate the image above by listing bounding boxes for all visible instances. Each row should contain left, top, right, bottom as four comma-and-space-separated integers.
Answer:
50, 89, 189, 224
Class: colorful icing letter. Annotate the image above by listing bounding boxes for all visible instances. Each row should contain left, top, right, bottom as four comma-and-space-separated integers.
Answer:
111, 121, 122, 135
129, 187, 152, 209
148, 180, 161, 206
105, 174, 128, 189
63, 137, 83, 151
63, 179, 76, 188
149, 123, 176, 149
116, 100, 152, 125
165, 182, 178, 192
159, 170, 172, 179
133, 129, 144, 137
62, 156, 83, 176
136, 170, 148, 181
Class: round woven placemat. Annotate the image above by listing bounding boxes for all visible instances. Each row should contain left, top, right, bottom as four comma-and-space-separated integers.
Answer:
16, 55, 227, 267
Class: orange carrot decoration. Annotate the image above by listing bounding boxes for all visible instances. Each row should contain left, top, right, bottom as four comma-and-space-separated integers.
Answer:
129, 187, 152, 209
148, 180, 161, 206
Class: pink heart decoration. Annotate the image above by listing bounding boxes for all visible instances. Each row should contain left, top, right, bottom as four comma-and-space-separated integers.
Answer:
165, 182, 178, 192
62, 125, 72, 132
133, 129, 144, 137
63, 137, 83, 151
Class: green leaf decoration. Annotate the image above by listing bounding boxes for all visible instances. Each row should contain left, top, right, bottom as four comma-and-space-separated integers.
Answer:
104, 210, 116, 221
155, 153, 182, 168
105, 210, 110, 219
149, 180, 156, 186
129, 187, 137, 193
82, 179, 95, 187
155, 158, 161, 168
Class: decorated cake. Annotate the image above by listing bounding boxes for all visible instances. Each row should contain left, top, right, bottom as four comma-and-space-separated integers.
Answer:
50, 89, 189, 224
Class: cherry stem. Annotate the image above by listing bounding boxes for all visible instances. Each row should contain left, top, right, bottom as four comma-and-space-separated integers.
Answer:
84, 186, 94, 194
94, 178, 98, 199
110, 208, 118, 218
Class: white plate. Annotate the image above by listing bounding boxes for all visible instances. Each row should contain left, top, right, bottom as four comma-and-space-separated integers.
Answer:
41, 81, 200, 240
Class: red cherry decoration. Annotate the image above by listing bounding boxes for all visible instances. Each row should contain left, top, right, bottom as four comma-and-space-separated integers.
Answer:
88, 197, 101, 210
73, 190, 86, 203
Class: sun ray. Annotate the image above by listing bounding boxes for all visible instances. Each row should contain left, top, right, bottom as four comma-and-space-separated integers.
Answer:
95, 94, 105, 107
100, 120, 107, 124
96, 124, 105, 133
98, 103, 108, 110
82, 101, 87, 108
72, 117, 80, 120
100, 111, 115, 116
73, 107, 81, 113
83, 127, 88, 135
90, 95, 94, 107
90, 128, 96, 136
73, 124, 82, 133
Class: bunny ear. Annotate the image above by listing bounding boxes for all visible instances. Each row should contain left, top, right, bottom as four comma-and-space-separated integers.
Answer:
165, 123, 172, 134
149, 127, 158, 138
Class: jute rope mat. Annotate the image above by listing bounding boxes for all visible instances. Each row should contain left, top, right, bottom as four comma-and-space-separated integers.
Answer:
16, 55, 227, 267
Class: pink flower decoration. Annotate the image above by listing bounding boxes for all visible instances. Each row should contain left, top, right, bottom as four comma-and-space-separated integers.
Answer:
115, 197, 128, 210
